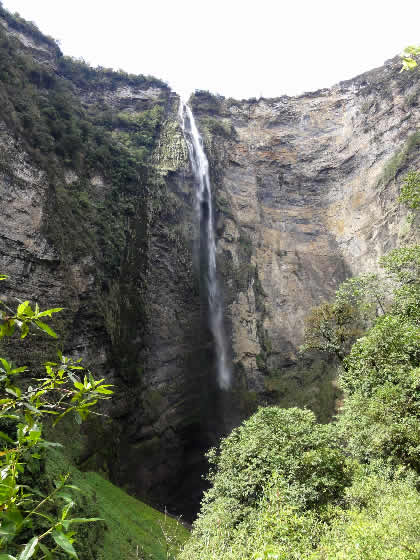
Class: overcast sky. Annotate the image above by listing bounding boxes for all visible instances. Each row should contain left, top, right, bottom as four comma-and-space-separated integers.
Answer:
2, 0, 420, 99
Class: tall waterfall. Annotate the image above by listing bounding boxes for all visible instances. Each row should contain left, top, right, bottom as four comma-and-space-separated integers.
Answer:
179, 100, 231, 390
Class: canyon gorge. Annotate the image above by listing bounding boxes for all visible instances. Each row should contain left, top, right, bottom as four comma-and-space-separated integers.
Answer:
0, 6, 419, 522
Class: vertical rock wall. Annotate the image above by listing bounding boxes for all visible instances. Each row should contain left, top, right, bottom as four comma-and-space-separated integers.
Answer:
0, 8, 419, 517
191, 62, 419, 417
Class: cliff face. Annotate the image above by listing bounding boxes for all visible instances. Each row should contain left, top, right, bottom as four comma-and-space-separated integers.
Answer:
0, 8, 419, 517
191, 66, 419, 417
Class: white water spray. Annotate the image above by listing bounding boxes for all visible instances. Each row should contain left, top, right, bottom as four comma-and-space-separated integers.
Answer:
179, 100, 231, 390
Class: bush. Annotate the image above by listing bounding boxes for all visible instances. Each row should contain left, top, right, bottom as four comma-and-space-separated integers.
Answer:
340, 315, 419, 395
400, 171, 420, 210
312, 473, 420, 559
180, 407, 351, 560
205, 407, 350, 512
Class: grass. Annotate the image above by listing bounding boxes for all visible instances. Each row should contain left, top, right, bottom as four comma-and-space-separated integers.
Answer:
82, 473, 189, 560
45, 449, 190, 560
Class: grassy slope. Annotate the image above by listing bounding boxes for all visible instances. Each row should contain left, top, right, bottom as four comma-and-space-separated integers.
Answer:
45, 450, 189, 560
83, 472, 189, 560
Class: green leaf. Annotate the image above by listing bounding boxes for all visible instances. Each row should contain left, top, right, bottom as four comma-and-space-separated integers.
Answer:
18, 537, 38, 560
0, 358, 11, 372
0, 555, 17, 560
0, 521, 16, 537
36, 308, 63, 318
20, 322, 29, 339
38, 544, 52, 560
22, 402, 40, 414
56, 490, 74, 503
0, 274, 8, 281
10, 366, 27, 375
94, 386, 113, 395
61, 500, 74, 520
52, 530, 78, 559
63, 484, 80, 492
17, 301, 32, 318
34, 320, 57, 339
2, 510, 23, 526
39, 440, 63, 448
6, 386, 21, 398
0, 431, 14, 443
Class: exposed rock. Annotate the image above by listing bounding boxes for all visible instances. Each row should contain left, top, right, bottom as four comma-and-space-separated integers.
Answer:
0, 8, 419, 520
193, 60, 419, 416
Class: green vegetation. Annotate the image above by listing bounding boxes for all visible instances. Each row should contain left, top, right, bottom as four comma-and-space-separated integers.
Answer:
378, 131, 420, 185
57, 55, 167, 91
190, 90, 222, 115
0, 3, 58, 50
0, 279, 188, 559
0, 23, 162, 176
0, 277, 112, 558
312, 472, 420, 560
400, 170, 420, 209
401, 45, 420, 71
45, 450, 189, 560
180, 172, 420, 559
301, 272, 387, 361
180, 407, 352, 560
0, 14, 166, 271
81, 472, 188, 560
263, 358, 339, 423
199, 116, 234, 139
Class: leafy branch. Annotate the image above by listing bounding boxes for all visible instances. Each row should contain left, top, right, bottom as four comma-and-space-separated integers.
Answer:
0, 275, 113, 559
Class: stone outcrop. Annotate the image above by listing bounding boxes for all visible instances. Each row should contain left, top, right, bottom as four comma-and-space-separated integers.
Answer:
0, 7, 419, 518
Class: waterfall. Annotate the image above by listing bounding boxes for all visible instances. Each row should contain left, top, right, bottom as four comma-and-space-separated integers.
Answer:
179, 100, 231, 390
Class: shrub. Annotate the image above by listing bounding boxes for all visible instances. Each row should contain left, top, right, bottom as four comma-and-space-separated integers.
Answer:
180, 407, 351, 560
312, 473, 420, 559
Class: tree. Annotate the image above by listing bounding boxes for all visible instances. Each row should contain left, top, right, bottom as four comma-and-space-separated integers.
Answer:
180, 407, 351, 560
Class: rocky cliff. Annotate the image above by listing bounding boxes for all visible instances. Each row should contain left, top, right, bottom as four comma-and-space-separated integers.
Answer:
0, 7, 418, 518
191, 67, 419, 418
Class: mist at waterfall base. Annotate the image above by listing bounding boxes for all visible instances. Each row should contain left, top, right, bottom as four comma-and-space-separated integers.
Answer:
179, 100, 232, 391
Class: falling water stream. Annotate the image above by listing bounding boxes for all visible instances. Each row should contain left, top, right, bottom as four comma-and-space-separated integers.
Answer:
179, 100, 231, 390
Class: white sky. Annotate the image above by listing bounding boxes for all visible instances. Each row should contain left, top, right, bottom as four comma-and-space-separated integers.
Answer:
2, 0, 420, 99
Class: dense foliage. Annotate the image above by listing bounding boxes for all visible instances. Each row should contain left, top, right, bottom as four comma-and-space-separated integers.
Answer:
0, 22, 165, 183
400, 171, 420, 210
